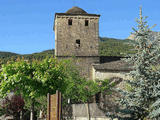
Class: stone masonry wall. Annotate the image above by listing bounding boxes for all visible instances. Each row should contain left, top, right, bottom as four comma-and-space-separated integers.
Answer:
55, 15, 100, 57
57, 56, 99, 79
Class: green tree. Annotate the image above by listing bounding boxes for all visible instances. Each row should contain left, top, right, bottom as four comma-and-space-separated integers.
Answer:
119, 7, 160, 119
0, 58, 72, 120
0, 59, 43, 120
0, 58, 99, 119
0, 57, 116, 119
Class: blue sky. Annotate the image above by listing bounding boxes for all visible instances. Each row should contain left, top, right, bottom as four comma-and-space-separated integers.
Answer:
0, 0, 160, 54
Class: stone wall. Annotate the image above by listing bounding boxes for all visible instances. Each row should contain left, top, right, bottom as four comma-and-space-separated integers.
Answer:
54, 15, 100, 57
63, 101, 131, 120
57, 56, 99, 79
71, 103, 116, 120
63, 103, 117, 120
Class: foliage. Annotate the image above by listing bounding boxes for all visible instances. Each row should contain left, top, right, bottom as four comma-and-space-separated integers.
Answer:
119, 7, 160, 119
0, 94, 24, 120
34, 58, 70, 95
0, 58, 70, 116
0, 57, 101, 116
63, 70, 116, 104
0, 59, 42, 120
0, 59, 41, 100
96, 79, 116, 94
0, 56, 116, 119
0, 51, 18, 59
63, 77, 99, 104
0, 49, 55, 66
99, 37, 135, 56
23, 49, 54, 60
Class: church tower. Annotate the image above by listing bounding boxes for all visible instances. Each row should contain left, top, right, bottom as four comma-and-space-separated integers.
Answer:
54, 6, 100, 78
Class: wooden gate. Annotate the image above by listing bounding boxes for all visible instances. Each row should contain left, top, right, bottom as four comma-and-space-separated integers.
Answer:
47, 90, 61, 120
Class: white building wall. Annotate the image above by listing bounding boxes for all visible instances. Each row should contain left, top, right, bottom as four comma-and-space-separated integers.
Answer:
92, 67, 130, 80
95, 71, 126, 80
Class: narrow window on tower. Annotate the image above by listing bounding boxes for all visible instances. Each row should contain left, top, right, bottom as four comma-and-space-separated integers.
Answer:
85, 20, 89, 26
75, 39, 80, 48
68, 19, 72, 25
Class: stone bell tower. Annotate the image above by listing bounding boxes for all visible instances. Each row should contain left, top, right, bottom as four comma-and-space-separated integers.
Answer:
54, 6, 100, 79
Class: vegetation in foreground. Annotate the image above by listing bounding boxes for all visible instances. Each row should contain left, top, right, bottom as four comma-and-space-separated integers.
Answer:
119, 7, 160, 120
0, 57, 115, 120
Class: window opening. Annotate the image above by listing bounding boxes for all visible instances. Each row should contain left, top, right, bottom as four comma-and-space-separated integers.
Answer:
85, 20, 89, 26
68, 19, 72, 25
76, 39, 80, 48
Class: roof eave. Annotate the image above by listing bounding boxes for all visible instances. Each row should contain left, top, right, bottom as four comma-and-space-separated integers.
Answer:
55, 13, 100, 17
